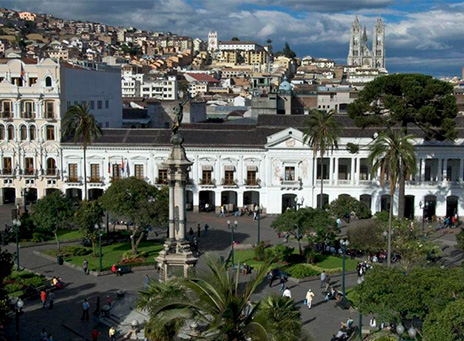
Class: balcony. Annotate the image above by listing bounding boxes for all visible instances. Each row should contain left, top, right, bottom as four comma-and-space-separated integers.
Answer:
1, 111, 12, 120
281, 177, 302, 190
221, 178, 238, 187
45, 169, 60, 177
155, 177, 168, 185
199, 178, 216, 187
89, 176, 103, 183
0, 168, 13, 177
110, 176, 121, 183
44, 113, 56, 121
21, 112, 36, 120
245, 178, 261, 188
65, 176, 81, 183
22, 169, 38, 177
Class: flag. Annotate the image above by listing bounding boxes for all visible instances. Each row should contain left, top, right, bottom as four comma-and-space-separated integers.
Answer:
121, 157, 125, 173
108, 162, 111, 174
126, 159, 130, 177
20, 63, 26, 83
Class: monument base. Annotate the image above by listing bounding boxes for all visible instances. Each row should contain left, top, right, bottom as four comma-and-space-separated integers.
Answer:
156, 241, 198, 282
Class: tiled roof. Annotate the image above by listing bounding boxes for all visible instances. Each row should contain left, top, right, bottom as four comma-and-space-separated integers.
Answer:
185, 73, 220, 83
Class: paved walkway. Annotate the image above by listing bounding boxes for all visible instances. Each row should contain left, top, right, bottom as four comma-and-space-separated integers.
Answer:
2, 206, 458, 340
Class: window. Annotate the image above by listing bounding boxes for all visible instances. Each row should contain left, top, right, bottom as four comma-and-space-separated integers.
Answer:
46, 126, 55, 140
81, 101, 87, 108
11, 77, 23, 86
360, 165, 369, 180
97, 100, 102, 109
29, 77, 37, 86
284, 166, 295, 181
158, 169, 167, 184
112, 164, 121, 181
2, 157, 12, 174
29, 126, 36, 141
90, 164, 100, 181
202, 170, 212, 184
22, 101, 34, 118
68, 163, 78, 181
25, 157, 34, 175
66, 101, 71, 109
20, 125, 27, 141
7, 125, 14, 140
89, 101, 94, 110
105, 100, 109, 109
224, 170, 234, 185
45, 101, 54, 119
2, 101, 11, 117
135, 164, 144, 180
46, 158, 56, 175
247, 170, 257, 185
105, 122, 109, 128
45, 76, 52, 87
0, 126, 4, 140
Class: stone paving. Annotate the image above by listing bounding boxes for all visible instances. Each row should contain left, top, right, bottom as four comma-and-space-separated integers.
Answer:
0, 204, 460, 340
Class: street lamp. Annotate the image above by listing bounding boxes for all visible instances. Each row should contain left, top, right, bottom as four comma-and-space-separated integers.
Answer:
227, 220, 238, 267
340, 238, 350, 296
95, 223, 105, 272
12, 297, 24, 341
357, 277, 365, 340
256, 207, 261, 245
419, 200, 426, 238
12, 219, 21, 270
408, 326, 417, 338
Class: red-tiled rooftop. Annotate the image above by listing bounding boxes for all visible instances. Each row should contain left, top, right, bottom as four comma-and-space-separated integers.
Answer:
185, 73, 220, 83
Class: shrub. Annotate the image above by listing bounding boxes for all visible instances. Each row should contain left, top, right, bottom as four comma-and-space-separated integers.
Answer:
8, 290, 24, 298
4, 283, 23, 293
49, 246, 91, 257
19, 276, 45, 288
456, 229, 464, 251
122, 251, 148, 260
329, 195, 371, 221
32, 232, 49, 243
270, 245, 294, 263
285, 264, 318, 279
254, 242, 266, 261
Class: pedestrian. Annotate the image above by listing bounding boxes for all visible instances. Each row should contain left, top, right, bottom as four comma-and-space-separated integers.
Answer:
197, 223, 201, 237
40, 328, 48, 341
279, 276, 286, 292
40, 290, 47, 309
106, 296, 112, 307
267, 271, 274, 287
47, 334, 54, 341
83, 259, 89, 275
48, 291, 55, 310
111, 264, 119, 276
81, 298, 90, 321
282, 287, 292, 298
95, 296, 100, 314
220, 205, 225, 217
320, 270, 326, 288
203, 223, 209, 236
91, 328, 101, 341
189, 227, 194, 240
253, 203, 258, 220
109, 326, 116, 341
305, 288, 315, 309
144, 274, 150, 289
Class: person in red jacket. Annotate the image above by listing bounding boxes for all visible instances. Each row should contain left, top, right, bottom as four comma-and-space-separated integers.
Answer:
91, 329, 101, 341
40, 290, 47, 309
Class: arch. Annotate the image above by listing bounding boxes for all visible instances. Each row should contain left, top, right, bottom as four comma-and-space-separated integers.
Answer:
25, 188, 38, 205
46, 158, 56, 176
446, 195, 458, 218
360, 194, 372, 212
282, 193, 297, 212
45, 188, 59, 196
338, 193, 351, 199
381, 194, 391, 212
404, 195, 415, 219
88, 188, 104, 201
199, 190, 215, 212
45, 76, 52, 87
221, 191, 237, 211
7, 125, 14, 140
243, 190, 259, 207
424, 195, 437, 220
29, 125, 36, 141
0, 125, 4, 140
20, 125, 27, 141
2, 188, 15, 204
66, 188, 82, 201
316, 194, 329, 208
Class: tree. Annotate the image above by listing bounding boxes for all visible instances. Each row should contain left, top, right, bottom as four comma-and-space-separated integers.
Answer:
347, 220, 384, 255
368, 129, 417, 267
303, 110, 341, 208
0, 248, 13, 323
278, 41, 296, 58
62, 104, 102, 201
423, 299, 464, 341
99, 178, 168, 254
74, 200, 104, 255
231, 37, 240, 41
347, 74, 458, 216
137, 254, 302, 340
328, 195, 371, 221
31, 191, 74, 251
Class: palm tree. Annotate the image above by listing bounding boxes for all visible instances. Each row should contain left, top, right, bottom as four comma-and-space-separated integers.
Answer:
137, 254, 302, 340
62, 104, 102, 200
368, 129, 417, 267
303, 109, 341, 208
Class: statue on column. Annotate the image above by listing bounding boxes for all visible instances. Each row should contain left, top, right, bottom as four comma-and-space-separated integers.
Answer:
171, 100, 188, 136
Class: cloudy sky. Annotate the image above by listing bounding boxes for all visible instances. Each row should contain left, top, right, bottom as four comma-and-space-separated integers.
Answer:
3, 0, 464, 77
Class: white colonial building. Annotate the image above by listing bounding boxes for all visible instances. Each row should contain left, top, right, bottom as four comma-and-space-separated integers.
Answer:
58, 115, 464, 219
0, 58, 122, 204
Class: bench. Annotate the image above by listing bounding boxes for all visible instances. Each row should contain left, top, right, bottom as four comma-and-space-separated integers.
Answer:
117, 265, 131, 275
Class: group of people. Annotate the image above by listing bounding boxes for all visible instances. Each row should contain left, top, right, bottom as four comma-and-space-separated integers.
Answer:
356, 261, 372, 278
330, 317, 355, 341
40, 289, 56, 310
188, 223, 209, 240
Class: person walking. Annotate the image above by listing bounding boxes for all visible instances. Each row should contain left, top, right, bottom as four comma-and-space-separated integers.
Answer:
320, 270, 326, 288
40, 290, 47, 309
279, 276, 286, 292
144, 274, 150, 289
91, 328, 101, 341
203, 223, 209, 236
188, 227, 194, 240
109, 326, 116, 341
282, 287, 292, 299
267, 271, 274, 287
220, 205, 225, 217
48, 291, 55, 310
197, 223, 201, 237
83, 259, 89, 275
305, 288, 315, 309
81, 298, 90, 321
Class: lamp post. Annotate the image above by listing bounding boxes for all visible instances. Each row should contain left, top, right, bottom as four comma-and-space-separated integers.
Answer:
21, 188, 28, 212
396, 323, 405, 341
340, 238, 349, 296
12, 219, 21, 270
95, 223, 104, 272
357, 277, 364, 340
13, 297, 24, 341
419, 200, 425, 238
256, 208, 261, 245
227, 220, 238, 267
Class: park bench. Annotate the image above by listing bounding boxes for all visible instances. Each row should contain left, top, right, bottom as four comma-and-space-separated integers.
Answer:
116, 265, 131, 275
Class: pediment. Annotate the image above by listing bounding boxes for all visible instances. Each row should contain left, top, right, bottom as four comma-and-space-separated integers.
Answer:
266, 128, 307, 149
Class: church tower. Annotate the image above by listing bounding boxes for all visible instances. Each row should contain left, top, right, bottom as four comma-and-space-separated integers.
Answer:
347, 17, 362, 66
372, 16, 385, 68
208, 31, 218, 52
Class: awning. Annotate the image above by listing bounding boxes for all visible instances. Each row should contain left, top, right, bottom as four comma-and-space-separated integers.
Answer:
247, 165, 258, 171
202, 165, 213, 171
224, 165, 235, 171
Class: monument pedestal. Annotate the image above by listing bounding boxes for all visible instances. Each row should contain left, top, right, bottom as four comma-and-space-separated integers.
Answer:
156, 242, 198, 280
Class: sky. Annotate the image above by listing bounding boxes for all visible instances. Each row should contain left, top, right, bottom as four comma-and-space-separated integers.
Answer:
2, 0, 464, 77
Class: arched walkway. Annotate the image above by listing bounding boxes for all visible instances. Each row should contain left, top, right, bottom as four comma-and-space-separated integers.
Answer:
66, 188, 82, 201
381, 195, 391, 212
404, 195, 415, 219
360, 194, 371, 212
221, 191, 237, 212
446, 195, 458, 218
316, 193, 329, 208
88, 188, 104, 201
199, 191, 215, 212
282, 194, 297, 213
243, 191, 259, 207
424, 195, 437, 220
2, 188, 15, 204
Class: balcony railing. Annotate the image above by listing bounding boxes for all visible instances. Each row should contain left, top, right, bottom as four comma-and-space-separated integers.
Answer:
1, 111, 12, 119
46, 168, 59, 177
0, 168, 13, 176
110, 176, 121, 183
66, 176, 80, 183
89, 176, 103, 183
221, 178, 237, 186
45, 113, 55, 120
245, 178, 261, 186
21, 112, 36, 120
155, 177, 168, 185
200, 178, 215, 186
22, 169, 37, 176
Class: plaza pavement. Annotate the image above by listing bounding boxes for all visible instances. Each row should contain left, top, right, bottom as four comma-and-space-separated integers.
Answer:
2, 205, 455, 340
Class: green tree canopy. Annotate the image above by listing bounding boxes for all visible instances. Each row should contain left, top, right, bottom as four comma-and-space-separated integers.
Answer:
74, 200, 104, 255
31, 191, 74, 250
328, 195, 371, 220
99, 178, 168, 254
347, 73, 458, 141
276, 41, 296, 58
0, 249, 13, 323
423, 299, 464, 341
347, 219, 384, 254
231, 37, 240, 41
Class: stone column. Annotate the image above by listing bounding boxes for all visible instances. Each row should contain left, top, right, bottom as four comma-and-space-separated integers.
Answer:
334, 157, 339, 185
329, 156, 333, 185
177, 180, 186, 241
351, 157, 355, 185
356, 157, 361, 185
168, 181, 175, 241
420, 158, 425, 183
443, 158, 448, 182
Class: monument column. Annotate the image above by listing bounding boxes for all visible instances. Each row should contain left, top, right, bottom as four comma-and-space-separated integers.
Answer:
177, 180, 186, 240
168, 181, 175, 241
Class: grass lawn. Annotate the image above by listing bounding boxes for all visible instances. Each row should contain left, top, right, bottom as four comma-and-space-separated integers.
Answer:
43, 241, 163, 271
57, 229, 84, 241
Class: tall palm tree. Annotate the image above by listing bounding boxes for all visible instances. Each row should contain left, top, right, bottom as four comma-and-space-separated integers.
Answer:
62, 104, 102, 200
137, 255, 302, 341
368, 129, 417, 267
303, 109, 341, 208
